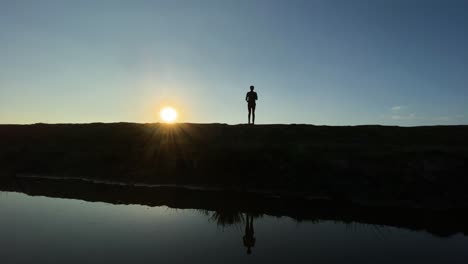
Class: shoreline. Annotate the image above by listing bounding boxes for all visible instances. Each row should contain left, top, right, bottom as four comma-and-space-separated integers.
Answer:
1, 123, 468, 212
11, 173, 457, 211
2, 175, 468, 238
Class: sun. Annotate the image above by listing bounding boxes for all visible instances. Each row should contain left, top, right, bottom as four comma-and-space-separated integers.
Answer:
160, 107, 178, 123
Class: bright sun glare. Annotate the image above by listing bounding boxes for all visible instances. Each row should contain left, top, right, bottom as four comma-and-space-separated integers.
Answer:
160, 107, 178, 123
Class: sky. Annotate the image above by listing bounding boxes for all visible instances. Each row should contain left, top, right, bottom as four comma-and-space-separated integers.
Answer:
1, 0, 467, 125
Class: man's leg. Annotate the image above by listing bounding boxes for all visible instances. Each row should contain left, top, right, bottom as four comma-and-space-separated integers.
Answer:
252, 105, 256, 125
248, 106, 251, 124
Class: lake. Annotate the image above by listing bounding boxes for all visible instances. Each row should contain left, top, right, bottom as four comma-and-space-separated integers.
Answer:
1, 191, 467, 264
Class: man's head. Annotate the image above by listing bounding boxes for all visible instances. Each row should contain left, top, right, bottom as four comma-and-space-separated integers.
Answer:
250, 85, 254, 91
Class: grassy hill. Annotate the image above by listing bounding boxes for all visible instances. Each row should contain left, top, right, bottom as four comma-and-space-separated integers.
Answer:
1, 123, 468, 208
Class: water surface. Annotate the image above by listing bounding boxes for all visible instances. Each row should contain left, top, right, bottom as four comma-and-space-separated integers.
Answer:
1, 191, 467, 264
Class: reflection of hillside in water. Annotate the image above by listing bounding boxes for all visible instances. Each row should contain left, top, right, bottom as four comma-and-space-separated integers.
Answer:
1, 177, 468, 239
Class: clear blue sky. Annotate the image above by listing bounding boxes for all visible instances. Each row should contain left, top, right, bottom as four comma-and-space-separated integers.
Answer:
1, 0, 467, 125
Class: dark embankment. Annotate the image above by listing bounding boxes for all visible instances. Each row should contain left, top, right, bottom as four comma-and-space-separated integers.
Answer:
1, 123, 468, 208
1, 177, 468, 238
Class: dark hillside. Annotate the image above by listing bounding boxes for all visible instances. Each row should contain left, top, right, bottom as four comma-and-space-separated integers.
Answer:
1, 123, 468, 207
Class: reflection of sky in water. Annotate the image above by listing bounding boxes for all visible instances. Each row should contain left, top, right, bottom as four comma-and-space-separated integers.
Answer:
1, 191, 468, 264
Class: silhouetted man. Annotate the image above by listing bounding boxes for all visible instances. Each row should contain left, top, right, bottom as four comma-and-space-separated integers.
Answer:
246, 85, 258, 125
243, 214, 256, 255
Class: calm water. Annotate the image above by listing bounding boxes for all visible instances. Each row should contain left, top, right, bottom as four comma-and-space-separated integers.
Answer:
1, 191, 467, 264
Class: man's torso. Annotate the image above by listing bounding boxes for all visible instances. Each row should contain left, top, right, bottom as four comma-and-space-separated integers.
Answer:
246, 91, 257, 105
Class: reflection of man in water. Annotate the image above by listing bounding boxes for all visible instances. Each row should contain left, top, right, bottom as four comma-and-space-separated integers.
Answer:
245, 85, 258, 125
243, 214, 256, 255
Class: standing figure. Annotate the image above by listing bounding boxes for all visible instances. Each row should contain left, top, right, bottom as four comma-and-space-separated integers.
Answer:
245, 85, 258, 125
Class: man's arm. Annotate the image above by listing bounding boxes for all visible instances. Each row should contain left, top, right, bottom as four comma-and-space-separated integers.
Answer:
255, 92, 258, 101
246, 92, 249, 102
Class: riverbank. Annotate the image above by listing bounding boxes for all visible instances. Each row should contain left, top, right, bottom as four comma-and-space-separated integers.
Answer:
1, 123, 468, 208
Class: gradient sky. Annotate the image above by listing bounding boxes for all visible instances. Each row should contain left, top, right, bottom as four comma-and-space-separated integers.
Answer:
1, 0, 467, 125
